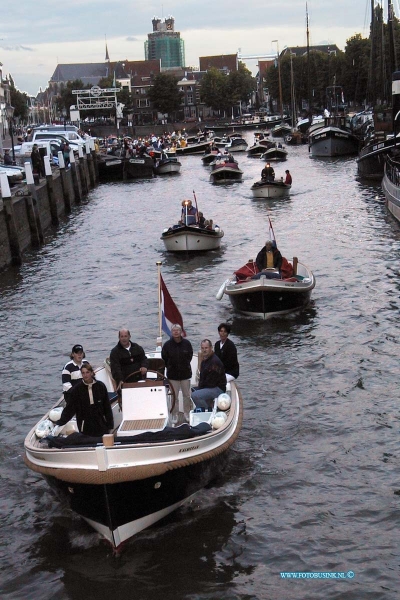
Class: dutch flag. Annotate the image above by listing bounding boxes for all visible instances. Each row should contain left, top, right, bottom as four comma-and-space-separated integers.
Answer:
160, 274, 186, 337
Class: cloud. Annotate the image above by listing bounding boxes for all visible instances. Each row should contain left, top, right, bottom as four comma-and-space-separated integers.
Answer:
126, 37, 139, 42
0, 45, 35, 52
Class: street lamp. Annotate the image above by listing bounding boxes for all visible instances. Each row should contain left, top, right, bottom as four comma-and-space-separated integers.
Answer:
272, 40, 283, 116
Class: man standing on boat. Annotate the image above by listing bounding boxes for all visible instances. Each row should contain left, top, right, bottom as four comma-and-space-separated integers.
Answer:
191, 339, 226, 409
261, 163, 275, 181
110, 329, 149, 388
162, 324, 193, 422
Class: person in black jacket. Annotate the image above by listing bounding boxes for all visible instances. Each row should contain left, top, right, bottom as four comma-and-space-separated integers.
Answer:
214, 323, 239, 382
110, 329, 149, 388
56, 364, 114, 437
255, 240, 283, 274
162, 324, 193, 422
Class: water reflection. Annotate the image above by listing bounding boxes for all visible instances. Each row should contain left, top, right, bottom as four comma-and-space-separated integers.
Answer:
29, 499, 254, 600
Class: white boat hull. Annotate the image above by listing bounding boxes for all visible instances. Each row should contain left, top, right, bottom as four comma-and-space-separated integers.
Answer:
161, 226, 224, 252
251, 181, 291, 198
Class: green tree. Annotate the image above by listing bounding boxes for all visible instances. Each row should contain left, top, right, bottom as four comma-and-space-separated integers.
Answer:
147, 73, 183, 119
200, 68, 230, 113
226, 62, 256, 112
9, 85, 29, 121
56, 79, 88, 114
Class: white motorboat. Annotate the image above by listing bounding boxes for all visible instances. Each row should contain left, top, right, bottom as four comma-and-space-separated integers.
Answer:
24, 352, 243, 550
251, 179, 291, 198
161, 198, 224, 252
162, 223, 224, 252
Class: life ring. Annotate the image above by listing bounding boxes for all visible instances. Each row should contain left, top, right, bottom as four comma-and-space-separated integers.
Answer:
286, 135, 292, 142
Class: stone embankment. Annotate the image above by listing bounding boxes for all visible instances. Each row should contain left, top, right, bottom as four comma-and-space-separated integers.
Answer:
0, 146, 98, 271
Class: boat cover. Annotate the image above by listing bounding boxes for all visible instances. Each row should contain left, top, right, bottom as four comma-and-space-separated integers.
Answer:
45, 422, 212, 448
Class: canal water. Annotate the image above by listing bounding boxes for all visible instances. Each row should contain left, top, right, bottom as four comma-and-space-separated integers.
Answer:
1, 132, 399, 600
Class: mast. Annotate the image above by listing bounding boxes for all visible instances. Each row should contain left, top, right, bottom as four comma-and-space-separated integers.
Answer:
367, 0, 375, 105
306, 3, 310, 113
388, 0, 397, 77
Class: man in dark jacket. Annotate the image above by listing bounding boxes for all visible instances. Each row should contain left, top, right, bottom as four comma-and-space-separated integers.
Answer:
255, 240, 283, 273
191, 339, 226, 409
56, 364, 114, 437
110, 329, 149, 388
214, 323, 239, 381
162, 324, 193, 421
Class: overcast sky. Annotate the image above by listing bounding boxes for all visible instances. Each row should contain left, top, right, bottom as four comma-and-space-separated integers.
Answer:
0, 0, 375, 96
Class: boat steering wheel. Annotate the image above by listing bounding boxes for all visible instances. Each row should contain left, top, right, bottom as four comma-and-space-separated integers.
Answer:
121, 370, 176, 413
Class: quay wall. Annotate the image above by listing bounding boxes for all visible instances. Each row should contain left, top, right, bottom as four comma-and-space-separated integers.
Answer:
0, 152, 96, 271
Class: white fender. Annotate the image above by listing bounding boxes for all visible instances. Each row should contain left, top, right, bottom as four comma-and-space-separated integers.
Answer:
216, 279, 229, 300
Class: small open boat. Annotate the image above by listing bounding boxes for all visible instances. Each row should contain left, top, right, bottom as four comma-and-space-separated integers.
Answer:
210, 161, 243, 184
24, 350, 242, 550
154, 156, 181, 175
217, 259, 315, 318
225, 137, 248, 152
161, 198, 224, 252
247, 139, 275, 157
251, 179, 291, 198
261, 145, 288, 161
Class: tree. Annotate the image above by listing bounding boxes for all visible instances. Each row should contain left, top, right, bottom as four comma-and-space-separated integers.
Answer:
10, 87, 29, 121
200, 68, 230, 113
226, 62, 256, 111
147, 73, 183, 119
55, 79, 88, 114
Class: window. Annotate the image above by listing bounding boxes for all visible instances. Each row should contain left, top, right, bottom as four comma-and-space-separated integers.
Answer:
137, 99, 150, 108
187, 94, 193, 105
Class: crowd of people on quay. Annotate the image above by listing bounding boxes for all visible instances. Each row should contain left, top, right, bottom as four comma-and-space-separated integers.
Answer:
57, 324, 239, 435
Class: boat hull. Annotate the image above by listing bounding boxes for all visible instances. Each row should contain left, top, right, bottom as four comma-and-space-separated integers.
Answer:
309, 127, 359, 157
251, 182, 291, 198
223, 264, 315, 319
124, 157, 155, 179
210, 165, 243, 184
154, 160, 181, 175
357, 138, 393, 179
382, 158, 400, 223
43, 451, 229, 548
161, 226, 224, 252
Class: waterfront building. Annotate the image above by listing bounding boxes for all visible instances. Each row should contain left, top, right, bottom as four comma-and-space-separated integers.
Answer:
145, 17, 185, 69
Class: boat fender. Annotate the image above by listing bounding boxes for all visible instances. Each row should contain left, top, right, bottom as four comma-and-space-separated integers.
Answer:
216, 279, 229, 301
211, 411, 228, 429
217, 393, 231, 410
35, 419, 54, 439
286, 136, 292, 142
49, 407, 63, 422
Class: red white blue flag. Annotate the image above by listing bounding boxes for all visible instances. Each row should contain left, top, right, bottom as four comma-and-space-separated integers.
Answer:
160, 274, 186, 337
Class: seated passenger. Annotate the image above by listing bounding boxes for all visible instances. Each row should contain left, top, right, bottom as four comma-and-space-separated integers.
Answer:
191, 339, 226, 408
198, 211, 206, 227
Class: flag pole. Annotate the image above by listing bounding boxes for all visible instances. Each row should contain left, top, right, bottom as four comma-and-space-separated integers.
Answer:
156, 261, 162, 349
192, 190, 199, 223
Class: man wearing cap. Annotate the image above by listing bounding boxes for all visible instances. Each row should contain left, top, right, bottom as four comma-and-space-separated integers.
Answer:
110, 329, 149, 388
62, 345, 89, 399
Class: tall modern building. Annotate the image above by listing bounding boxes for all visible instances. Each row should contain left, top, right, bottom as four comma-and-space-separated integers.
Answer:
144, 17, 185, 69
